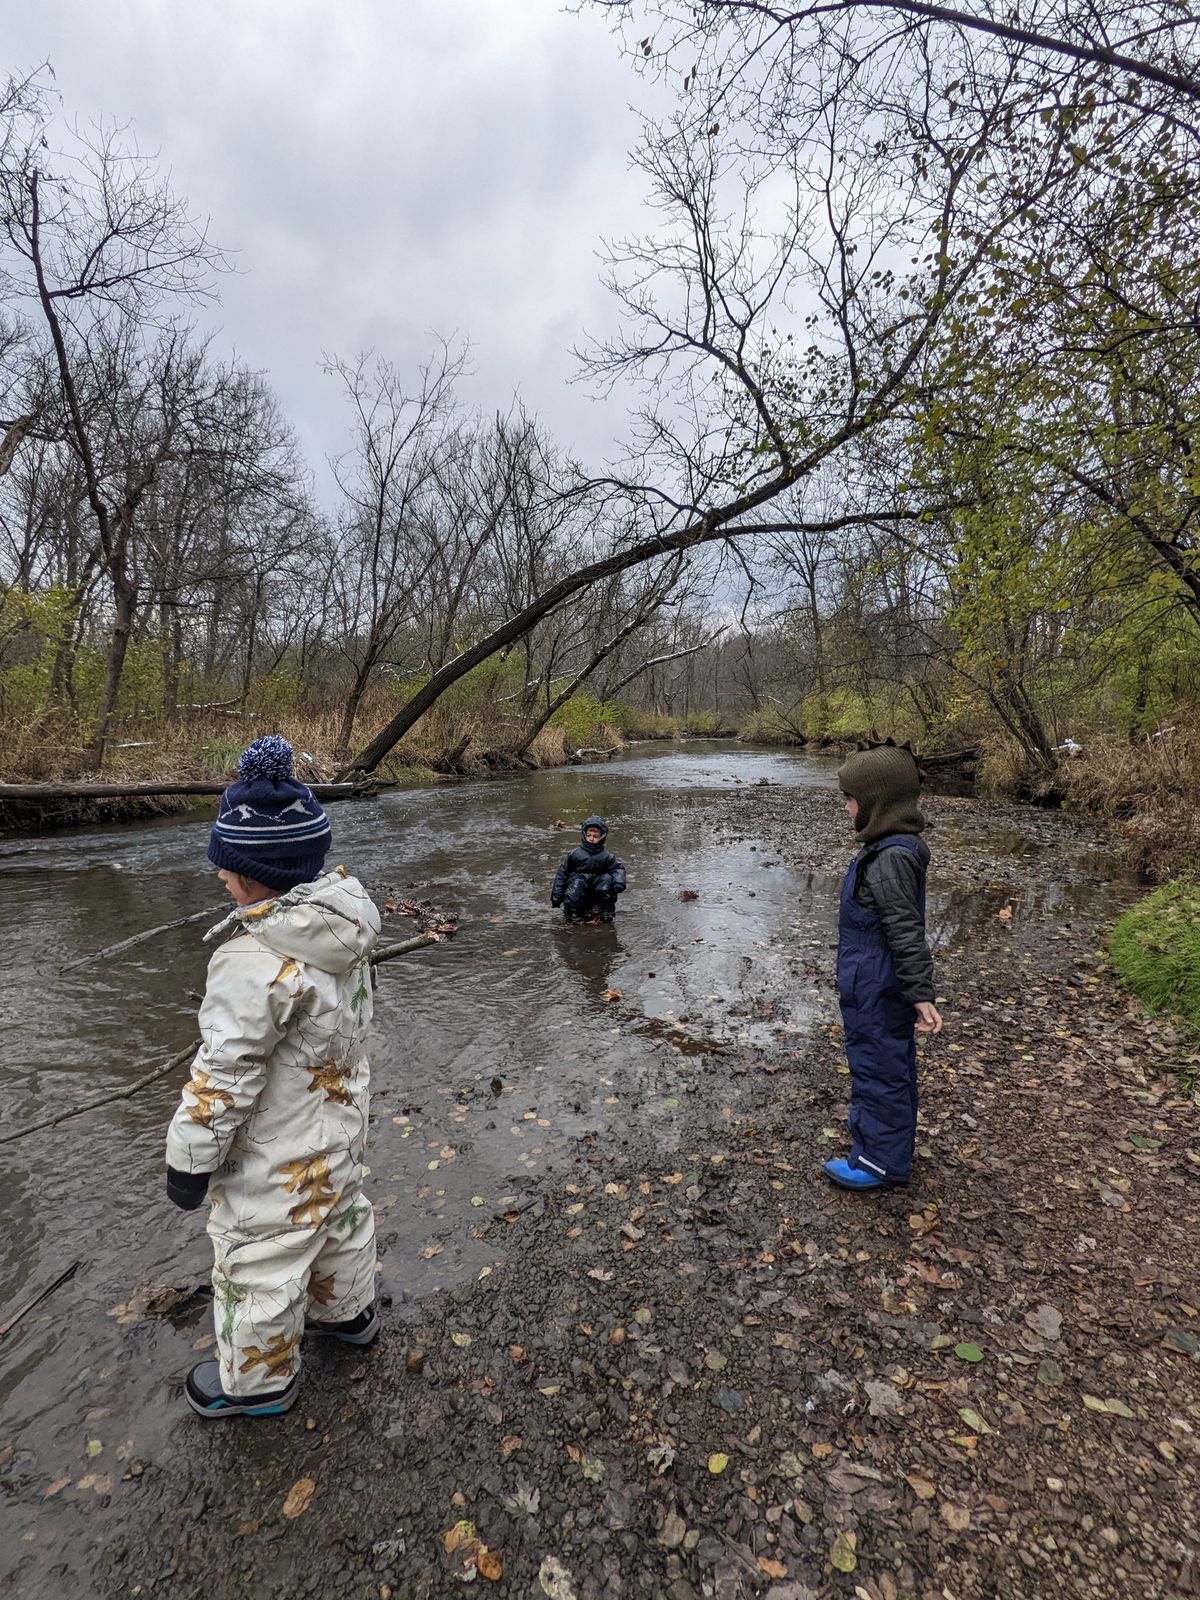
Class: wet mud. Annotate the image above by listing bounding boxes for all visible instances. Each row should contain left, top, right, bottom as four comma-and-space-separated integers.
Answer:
1, 745, 1197, 1599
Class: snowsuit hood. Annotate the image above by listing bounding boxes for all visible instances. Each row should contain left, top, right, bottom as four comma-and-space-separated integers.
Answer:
838, 741, 926, 846
206, 867, 381, 974
580, 815, 609, 854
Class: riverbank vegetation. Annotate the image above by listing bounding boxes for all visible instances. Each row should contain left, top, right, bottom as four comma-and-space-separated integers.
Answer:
1110, 882, 1200, 1049
2, 8, 1199, 877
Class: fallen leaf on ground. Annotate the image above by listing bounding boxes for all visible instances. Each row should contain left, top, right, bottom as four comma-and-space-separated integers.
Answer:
282, 1477, 316, 1519
539, 1555, 578, 1600
958, 1406, 995, 1435
758, 1557, 788, 1578
708, 1452, 730, 1474
940, 1502, 971, 1531
1025, 1303, 1063, 1341
954, 1342, 984, 1363
830, 1529, 857, 1572
905, 1473, 936, 1500
1083, 1395, 1135, 1418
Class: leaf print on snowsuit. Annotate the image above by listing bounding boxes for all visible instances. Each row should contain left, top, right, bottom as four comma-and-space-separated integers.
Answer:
837, 835, 928, 1183
166, 869, 382, 1396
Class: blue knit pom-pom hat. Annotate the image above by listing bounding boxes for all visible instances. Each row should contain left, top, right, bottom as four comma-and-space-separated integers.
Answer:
207, 736, 332, 891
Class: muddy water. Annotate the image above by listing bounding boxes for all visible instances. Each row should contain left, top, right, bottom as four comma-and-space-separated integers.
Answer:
0, 742, 1127, 1587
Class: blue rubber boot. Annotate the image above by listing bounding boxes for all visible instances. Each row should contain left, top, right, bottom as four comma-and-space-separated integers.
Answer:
822, 1156, 892, 1191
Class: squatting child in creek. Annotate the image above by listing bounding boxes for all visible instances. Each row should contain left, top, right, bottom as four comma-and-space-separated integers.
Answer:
551, 814, 628, 924
164, 736, 382, 1417
826, 740, 943, 1192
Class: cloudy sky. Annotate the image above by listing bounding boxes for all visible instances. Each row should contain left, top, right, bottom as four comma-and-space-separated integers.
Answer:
8, 2, 662, 500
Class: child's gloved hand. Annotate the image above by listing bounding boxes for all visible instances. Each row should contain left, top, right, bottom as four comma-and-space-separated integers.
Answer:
550, 895, 562, 908
166, 1166, 211, 1210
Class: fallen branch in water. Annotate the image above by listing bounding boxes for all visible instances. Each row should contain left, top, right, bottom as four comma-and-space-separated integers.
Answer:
1, 933, 447, 1146
0, 1044, 197, 1148
0, 1260, 81, 1339
61, 903, 226, 973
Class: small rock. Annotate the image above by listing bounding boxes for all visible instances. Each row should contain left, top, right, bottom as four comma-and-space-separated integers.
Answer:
658, 1511, 687, 1549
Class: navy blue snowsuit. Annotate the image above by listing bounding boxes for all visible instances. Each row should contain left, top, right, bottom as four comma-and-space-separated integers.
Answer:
551, 816, 627, 922
837, 834, 930, 1183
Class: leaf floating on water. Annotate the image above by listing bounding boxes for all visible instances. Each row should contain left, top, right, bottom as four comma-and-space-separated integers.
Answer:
830, 1529, 857, 1572
282, 1476, 316, 1519
954, 1342, 984, 1363
604, 988, 622, 1003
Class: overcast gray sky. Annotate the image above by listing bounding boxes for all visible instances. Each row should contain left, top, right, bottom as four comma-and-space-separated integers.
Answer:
9, 2, 657, 500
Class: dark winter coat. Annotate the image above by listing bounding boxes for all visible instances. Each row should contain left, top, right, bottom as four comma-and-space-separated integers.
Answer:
551, 815, 627, 906
853, 835, 935, 1004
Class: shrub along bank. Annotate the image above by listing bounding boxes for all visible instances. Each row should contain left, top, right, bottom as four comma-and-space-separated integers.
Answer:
1109, 881, 1200, 1054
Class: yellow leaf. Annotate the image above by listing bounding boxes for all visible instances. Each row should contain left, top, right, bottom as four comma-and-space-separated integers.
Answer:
707, 1452, 730, 1474
831, 1529, 857, 1572
444, 1519, 476, 1554
450, 1332, 471, 1348
282, 1476, 316, 1519
905, 1473, 936, 1500
758, 1557, 787, 1578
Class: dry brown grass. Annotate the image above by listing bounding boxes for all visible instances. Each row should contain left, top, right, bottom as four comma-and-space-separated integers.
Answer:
1059, 722, 1200, 883
0, 681, 625, 788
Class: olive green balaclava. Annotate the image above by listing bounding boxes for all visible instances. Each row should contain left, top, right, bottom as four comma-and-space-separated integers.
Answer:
837, 739, 926, 846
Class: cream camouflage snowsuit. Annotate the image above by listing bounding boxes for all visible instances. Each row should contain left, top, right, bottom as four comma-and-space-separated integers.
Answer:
166, 868, 382, 1395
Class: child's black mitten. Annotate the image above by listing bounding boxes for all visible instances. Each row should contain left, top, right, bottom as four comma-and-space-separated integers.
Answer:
166, 1166, 211, 1211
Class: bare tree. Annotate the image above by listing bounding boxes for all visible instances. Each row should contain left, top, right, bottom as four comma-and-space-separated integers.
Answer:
0, 76, 226, 767
323, 343, 465, 761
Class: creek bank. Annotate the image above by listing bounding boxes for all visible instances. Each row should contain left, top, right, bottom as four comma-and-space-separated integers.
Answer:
4, 777, 1195, 1600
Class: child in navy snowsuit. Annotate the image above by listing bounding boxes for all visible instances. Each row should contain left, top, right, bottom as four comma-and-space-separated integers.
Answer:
824, 741, 943, 1192
551, 815, 627, 924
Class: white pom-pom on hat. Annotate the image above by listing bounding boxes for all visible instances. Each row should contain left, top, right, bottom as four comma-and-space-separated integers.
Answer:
237, 735, 295, 784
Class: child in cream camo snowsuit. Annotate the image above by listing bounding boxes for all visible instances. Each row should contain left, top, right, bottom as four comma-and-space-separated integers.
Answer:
165, 736, 382, 1417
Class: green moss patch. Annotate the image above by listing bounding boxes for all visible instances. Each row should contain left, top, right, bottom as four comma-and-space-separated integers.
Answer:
1109, 881, 1200, 1039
